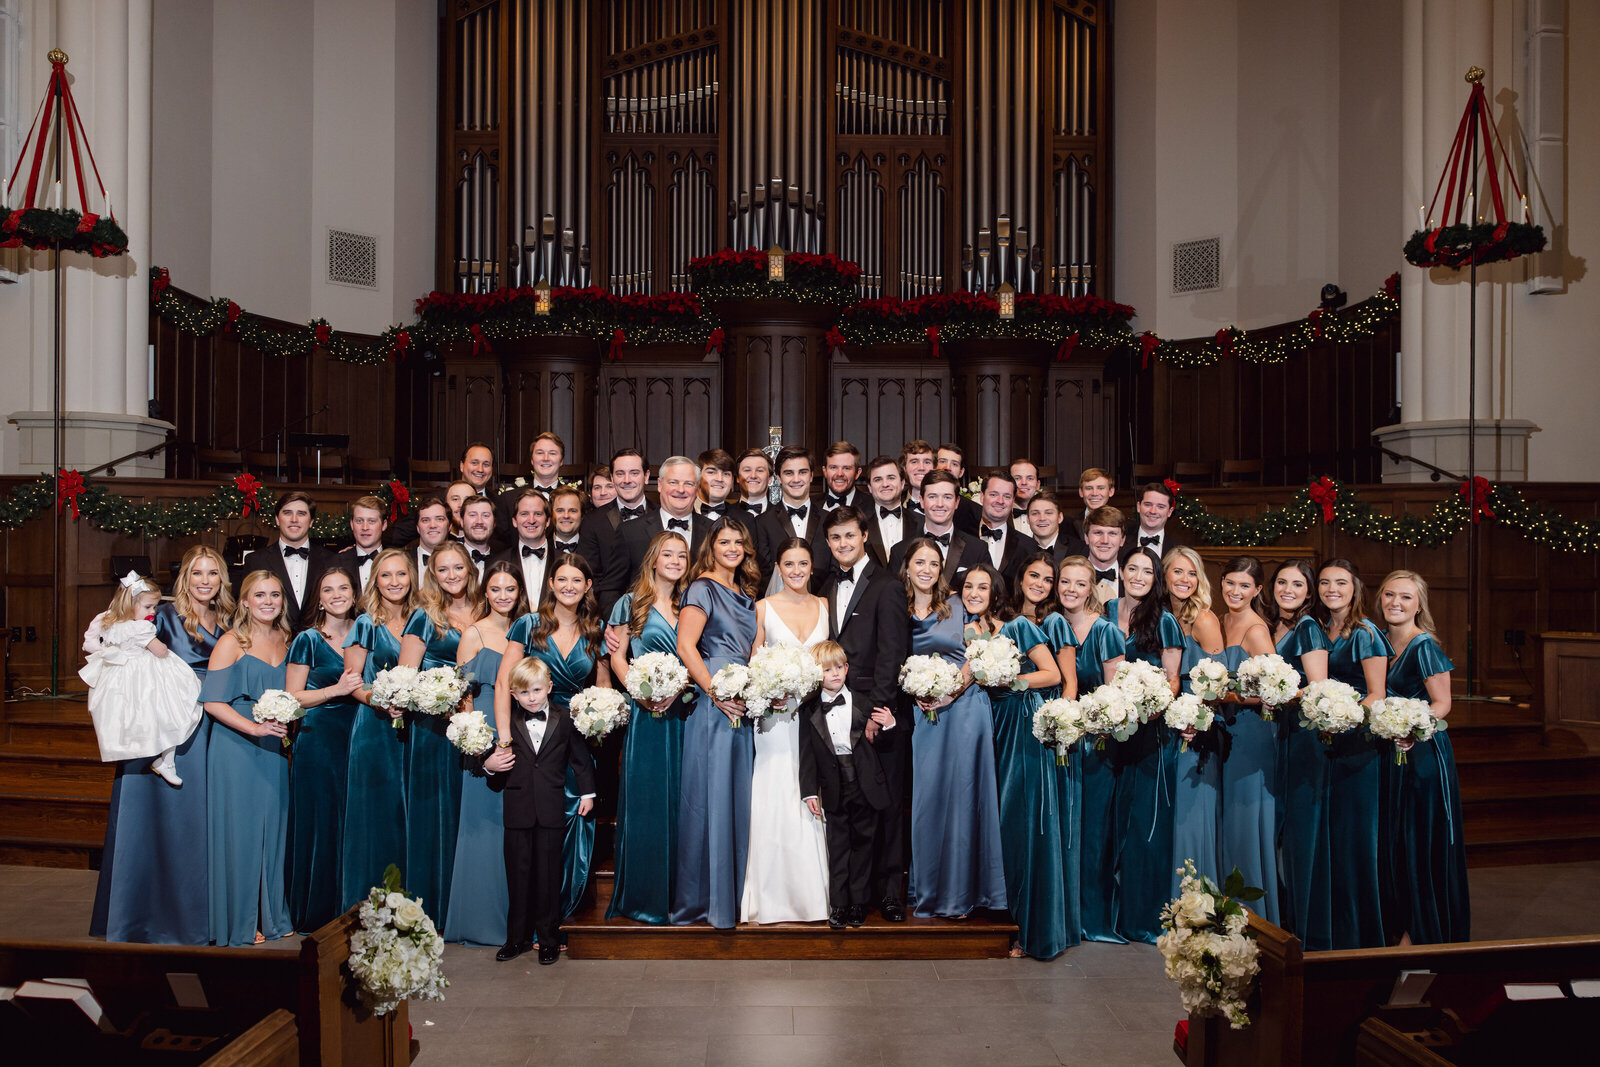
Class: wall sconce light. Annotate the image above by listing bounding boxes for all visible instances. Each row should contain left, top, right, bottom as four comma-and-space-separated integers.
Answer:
533, 278, 552, 315
996, 282, 1016, 319
767, 245, 786, 282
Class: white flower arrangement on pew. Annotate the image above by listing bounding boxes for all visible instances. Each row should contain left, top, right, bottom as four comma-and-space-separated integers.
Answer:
1157, 860, 1263, 1030
347, 864, 448, 1017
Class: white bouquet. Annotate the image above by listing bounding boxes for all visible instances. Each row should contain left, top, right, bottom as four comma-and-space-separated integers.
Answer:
1079, 682, 1140, 745
1157, 861, 1262, 1030
1113, 659, 1175, 723
409, 666, 470, 717
1163, 693, 1215, 752
1297, 679, 1365, 740
744, 643, 824, 719
708, 664, 753, 728
1234, 653, 1300, 720
568, 685, 631, 741
966, 633, 1025, 691
1033, 697, 1087, 764
1188, 658, 1231, 701
1367, 696, 1444, 764
370, 666, 420, 729
444, 709, 495, 755
899, 654, 964, 722
347, 865, 448, 1016
623, 650, 691, 715
252, 689, 304, 748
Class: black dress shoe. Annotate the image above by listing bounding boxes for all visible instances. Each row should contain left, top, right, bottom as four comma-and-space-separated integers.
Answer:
495, 940, 531, 962
828, 907, 847, 930
880, 898, 906, 922
846, 904, 866, 927
537, 943, 559, 965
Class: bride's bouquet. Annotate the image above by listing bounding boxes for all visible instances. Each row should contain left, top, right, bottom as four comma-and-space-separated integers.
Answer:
899, 654, 963, 723
444, 709, 495, 755
1079, 683, 1140, 746
568, 686, 631, 741
370, 665, 420, 728
1033, 697, 1087, 764
1367, 696, 1444, 764
1234, 653, 1300, 720
1163, 693, 1215, 752
965, 633, 1025, 691
622, 651, 691, 715
1113, 659, 1174, 725
252, 689, 304, 748
743, 643, 824, 719
708, 664, 753, 728
1188, 658, 1231, 701
410, 666, 470, 717
1297, 679, 1365, 741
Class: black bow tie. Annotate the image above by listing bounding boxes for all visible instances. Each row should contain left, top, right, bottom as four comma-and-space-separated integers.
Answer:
1012, 506, 1027, 519
745, 500, 766, 514
826, 492, 850, 508
554, 539, 576, 551
523, 708, 547, 722
522, 545, 545, 559
702, 503, 725, 517
834, 565, 858, 585
979, 525, 1004, 542
1139, 535, 1160, 547
354, 551, 375, 566
471, 550, 490, 564
929, 532, 951, 548
1095, 568, 1117, 583
786, 504, 808, 520
619, 505, 645, 521
666, 517, 689, 531
822, 694, 846, 711
282, 545, 308, 559
878, 505, 902, 519
419, 552, 431, 566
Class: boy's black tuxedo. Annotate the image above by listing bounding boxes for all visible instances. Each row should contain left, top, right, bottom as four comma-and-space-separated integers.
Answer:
798, 686, 890, 911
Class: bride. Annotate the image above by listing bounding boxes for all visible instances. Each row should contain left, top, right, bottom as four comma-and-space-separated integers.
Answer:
741, 537, 832, 923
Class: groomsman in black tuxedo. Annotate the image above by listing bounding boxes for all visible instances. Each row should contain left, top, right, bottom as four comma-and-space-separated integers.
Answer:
577, 449, 651, 616
819, 505, 911, 921
860, 454, 922, 568
694, 448, 747, 523
489, 488, 554, 605
548, 486, 583, 556
1021, 491, 1088, 565
887, 470, 986, 589
974, 471, 1033, 587
753, 445, 825, 591
403, 497, 453, 579
240, 491, 338, 630
494, 431, 568, 535
935, 442, 983, 534
1008, 457, 1041, 533
899, 439, 936, 519
1128, 480, 1186, 559
335, 494, 389, 594
1067, 466, 1117, 541
820, 442, 866, 513
387, 441, 499, 546
621, 455, 712, 578
459, 497, 498, 583
735, 448, 774, 518
1082, 505, 1128, 598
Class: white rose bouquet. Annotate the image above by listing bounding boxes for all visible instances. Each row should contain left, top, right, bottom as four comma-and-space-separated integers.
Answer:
1234, 653, 1300, 720
1079, 682, 1140, 746
623, 650, 692, 715
1033, 697, 1087, 764
1297, 679, 1365, 741
444, 709, 495, 755
568, 685, 631, 741
252, 689, 304, 748
1113, 659, 1174, 724
1157, 861, 1262, 1030
1367, 696, 1444, 764
708, 664, 753, 728
899, 654, 963, 723
409, 666, 470, 717
744, 643, 824, 719
965, 633, 1025, 691
370, 666, 420, 729
1188, 658, 1231, 702
1163, 693, 1215, 752
347, 865, 448, 1016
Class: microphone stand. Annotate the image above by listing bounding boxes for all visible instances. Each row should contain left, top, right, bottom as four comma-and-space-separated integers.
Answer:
237, 405, 328, 480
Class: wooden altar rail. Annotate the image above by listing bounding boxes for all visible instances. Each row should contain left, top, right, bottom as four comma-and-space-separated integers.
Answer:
1182, 913, 1600, 1067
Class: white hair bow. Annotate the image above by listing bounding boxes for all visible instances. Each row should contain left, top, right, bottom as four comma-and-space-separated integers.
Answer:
119, 571, 150, 594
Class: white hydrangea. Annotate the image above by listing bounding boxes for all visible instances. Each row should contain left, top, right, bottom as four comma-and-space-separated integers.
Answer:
1033, 697, 1087, 764
370, 666, 420, 716
347, 877, 449, 1016
1297, 679, 1365, 738
1157, 860, 1261, 1031
1079, 682, 1140, 744
898, 654, 963, 722
965, 633, 1024, 690
568, 685, 630, 741
1234, 653, 1300, 719
744, 643, 824, 719
409, 666, 470, 717
444, 709, 495, 755
1113, 659, 1174, 723
252, 690, 303, 748
1368, 696, 1443, 764
623, 651, 691, 714
1163, 693, 1215, 751
1188, 658, 1231, 701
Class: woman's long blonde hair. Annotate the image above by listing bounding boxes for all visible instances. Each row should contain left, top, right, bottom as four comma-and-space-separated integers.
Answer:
356, 548, 419, 626
627, 531, 689, 640
172, 545, 235, 638
229, 570, 293, 649
1379, 569, 1438, 638
417, 541, 483, 631
1163, 546, 1212, 625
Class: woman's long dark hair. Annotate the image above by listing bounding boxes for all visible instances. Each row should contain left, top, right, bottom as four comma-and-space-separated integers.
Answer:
531, 552, 604, 660
1119, 545, 1169, 655
897, 536, 952, 620
1009, 551, 1058, 621
1263, 558, 1318, 632
963, 562, 1009, 629
476, 560, 532, 622
687, 516, 762, 599
1219, 555, 1268, 618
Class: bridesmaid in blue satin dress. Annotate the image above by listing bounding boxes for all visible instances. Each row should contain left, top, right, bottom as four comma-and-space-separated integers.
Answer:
670, 519, 759, 929
1378, 570, 1469, 944
200, 570, 293, 946
1164, 547, 1226, 896
901, 538, 1008, 919
1318, 559, 1393, 949
1213, 557, 1281, 924
496, 551, 609, 925
1268, 559, 1333, 947
1107, 546, 1184, 944
606, 531, 692, 923
442, 560, 527, 945
398, 542, 480, 926
284, 567, 365, 931
975, 561, 1068, 957
342, 548, 418, 911
1054, 555, 1127, 942
92, 545, 230, 944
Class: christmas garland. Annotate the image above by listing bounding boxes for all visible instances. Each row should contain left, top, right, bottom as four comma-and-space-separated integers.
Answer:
835, 291, 1137, 351
688, 248, 861, 305
1, 205, 128, 257
414, 285, 710, 348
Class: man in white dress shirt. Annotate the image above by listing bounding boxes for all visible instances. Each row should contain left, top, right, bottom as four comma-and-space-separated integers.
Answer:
736, 448, 773, 516
238, 490, 336, 629
899, 439, 936, 516
338, 494, 389, 593
694, 448, 740, 521
460, 497, 498, 580
821, 441, 863, 511
861, 454, 917, 567
1009, 457, 1040, 533
976, 471, 1028, 583
1129, 480, 1185, 559
1083, 505, 1128, 600
548, 486, 583, 555
490, 488, 553, 604
1024, 491, 1087, 563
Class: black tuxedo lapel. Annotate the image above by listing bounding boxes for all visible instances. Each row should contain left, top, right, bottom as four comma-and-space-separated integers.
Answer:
840, 559, 876, 627
941, 532, 967, 586
808, 700, 835, 753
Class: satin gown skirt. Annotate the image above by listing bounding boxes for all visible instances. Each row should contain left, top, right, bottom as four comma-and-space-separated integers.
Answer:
1217, 708, 1281, 925
207, 717, 292, 946
1078, 739, 1126, 943
909, 687, 1008, 918
1279, 718, 1333, 948
1115, 724, 1177, 944
342, 705, 408, 912
442, 653, 509, 947
608, 703, 685, 923
404, 713, 465, 922
287, 698, 358, 931
560, 760, 597, 921
671, 657, 755, 928
1170, 730, 1222, 898
1382, 731, 1470, 944
740, 708, 831, 924
993, 690, 1076, 957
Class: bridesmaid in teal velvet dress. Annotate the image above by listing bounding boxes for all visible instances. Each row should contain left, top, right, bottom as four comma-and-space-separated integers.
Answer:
1268, 559, 1333, 946
1107, 547, 1184, 944
973, 562, 1068, 958
342, 548, 418, 912
443, 560, 527, 945
200, 570, 293, 946
1164, 547, 1225, 897
284, 568, 365, 931
397, 542, 480, 927
1054, 555, 1127, 942
92, 545, 231, 945
1378, 570, 1469, 944
1318, 559, 1393, 949
1213, 557, 1281, 924
606, 531, 692, 923
496, 552, 608, 925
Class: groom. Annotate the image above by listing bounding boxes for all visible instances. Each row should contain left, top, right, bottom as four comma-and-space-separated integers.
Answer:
819, 506, 911, 921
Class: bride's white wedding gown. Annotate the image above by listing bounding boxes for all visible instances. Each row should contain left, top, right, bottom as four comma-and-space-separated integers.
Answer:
739, 600, 832, 923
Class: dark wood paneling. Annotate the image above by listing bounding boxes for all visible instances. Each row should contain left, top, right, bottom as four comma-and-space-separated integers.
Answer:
598, 344, 723, 461
830, 347, 951, 461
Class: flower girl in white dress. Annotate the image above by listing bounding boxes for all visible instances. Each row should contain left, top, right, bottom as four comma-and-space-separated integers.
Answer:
80, 572, 204, 786
741, 538, 832, 923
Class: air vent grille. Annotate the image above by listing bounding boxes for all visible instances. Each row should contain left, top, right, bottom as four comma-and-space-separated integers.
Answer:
327, 229, 378, 289
1171, 236, 1221, 294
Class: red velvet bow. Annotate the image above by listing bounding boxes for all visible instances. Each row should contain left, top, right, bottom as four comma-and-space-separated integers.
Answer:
607, 328, 626, 361
1308, 476, 1338, 523
56, 469, 86, 518
390, 330, 410, 361
470, 322, 491, 355
1, 210, 22, 234
76, 212, 98, 234
1459, 476, 1495, 523
1055, 332, 1079, 362
1164, 477, 1182, 496
1384, 272, 1401, 299
313, 322, 331, 347
152, 267, 170, 301
824, 327, 847, 353
1140, 332, 1159, 370
388, 480, 410, 522
233, 473, 262, 517
224, 300, 242, 333
1216, 328, 1235, 358
925, 325, 941, 360
1308, 308, 1324, 340
705, 327, 725, 356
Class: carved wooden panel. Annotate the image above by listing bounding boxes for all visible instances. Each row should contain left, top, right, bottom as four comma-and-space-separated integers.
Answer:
1045, 360, 1117, 482
829, 348, 951, 461
598, 347, 722, 462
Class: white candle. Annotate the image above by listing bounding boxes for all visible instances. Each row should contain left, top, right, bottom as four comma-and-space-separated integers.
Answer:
1418, 206, 1426, 231
1521, 194, 1529, 223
